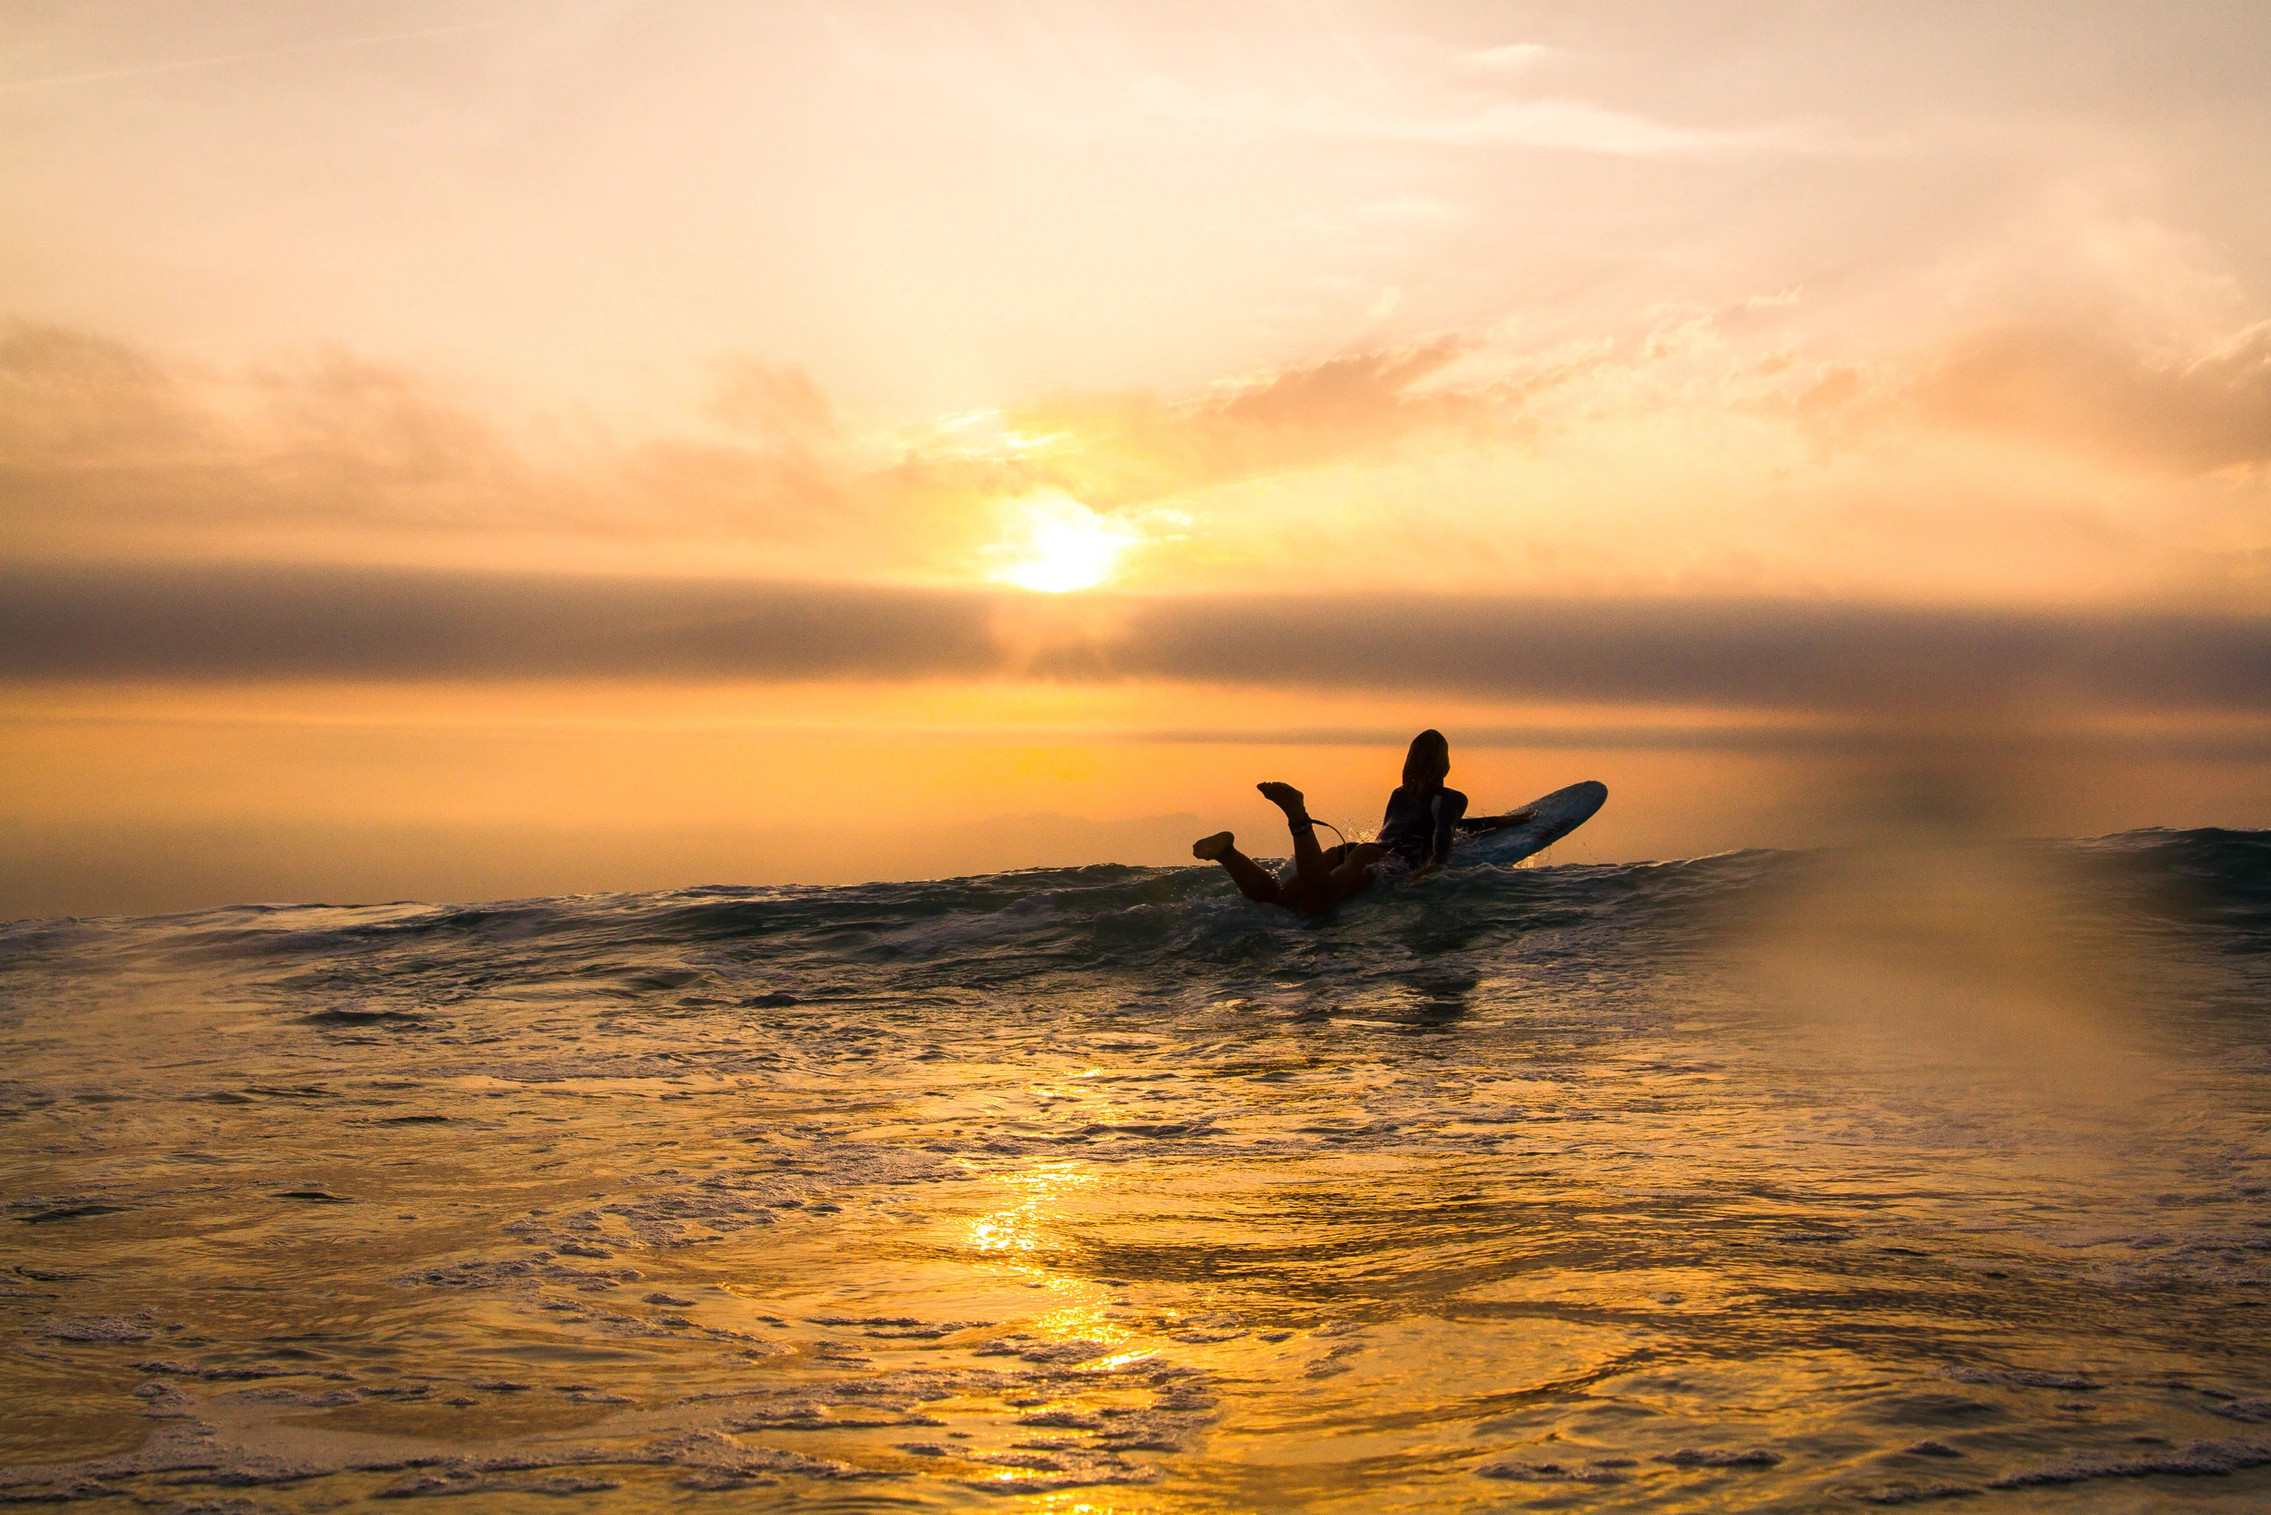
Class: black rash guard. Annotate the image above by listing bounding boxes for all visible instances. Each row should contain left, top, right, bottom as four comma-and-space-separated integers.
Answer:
1377, 783, 1469, 868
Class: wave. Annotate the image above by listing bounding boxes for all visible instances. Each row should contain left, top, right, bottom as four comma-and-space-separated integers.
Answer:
5, 829, 2263, 1011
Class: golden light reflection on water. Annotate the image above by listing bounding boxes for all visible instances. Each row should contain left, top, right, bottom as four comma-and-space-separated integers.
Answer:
3, 837, 2268, 1511
967, 1161, 1144, 1361
967, 1160, 1094, 1263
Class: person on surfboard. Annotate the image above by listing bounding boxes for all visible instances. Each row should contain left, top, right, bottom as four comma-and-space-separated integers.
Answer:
1191, 730, 1535, 916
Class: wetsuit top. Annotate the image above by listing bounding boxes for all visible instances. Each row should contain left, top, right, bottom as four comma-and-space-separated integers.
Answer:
1377, 783, 1469, 868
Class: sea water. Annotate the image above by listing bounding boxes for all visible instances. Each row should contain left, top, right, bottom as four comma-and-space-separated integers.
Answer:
2, 829, 2267, 1511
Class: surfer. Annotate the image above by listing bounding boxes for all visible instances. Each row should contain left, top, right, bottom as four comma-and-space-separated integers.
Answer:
1192, 730, 1537, 914
1375, 728, 1536, 878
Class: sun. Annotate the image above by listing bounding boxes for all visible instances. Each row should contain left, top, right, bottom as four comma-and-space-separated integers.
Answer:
990, 490, 1138, 593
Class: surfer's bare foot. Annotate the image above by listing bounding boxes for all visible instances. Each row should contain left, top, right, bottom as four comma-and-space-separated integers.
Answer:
1192, 831, 1235, 861
1256, 781, 1308, 820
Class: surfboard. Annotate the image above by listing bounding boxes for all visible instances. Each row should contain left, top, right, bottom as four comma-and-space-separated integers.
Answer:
1453, 780, 1608, 868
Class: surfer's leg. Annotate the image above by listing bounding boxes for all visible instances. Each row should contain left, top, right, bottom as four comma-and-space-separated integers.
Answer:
1257, 782, 1330, 887
1321, 842, 1386, 908
1193, 831, 1286, 906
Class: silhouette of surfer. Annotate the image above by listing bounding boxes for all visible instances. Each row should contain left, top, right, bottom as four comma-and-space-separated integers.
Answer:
1191, 730, 1535, 915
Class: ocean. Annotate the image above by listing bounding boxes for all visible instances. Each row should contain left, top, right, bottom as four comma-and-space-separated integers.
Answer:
3, 827, 2268, 1511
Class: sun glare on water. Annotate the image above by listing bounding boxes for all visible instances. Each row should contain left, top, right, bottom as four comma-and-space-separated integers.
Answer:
991, 490, 1137, 593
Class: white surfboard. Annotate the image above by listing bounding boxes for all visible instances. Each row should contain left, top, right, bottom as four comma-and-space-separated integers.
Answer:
1453, 781, 1608, 867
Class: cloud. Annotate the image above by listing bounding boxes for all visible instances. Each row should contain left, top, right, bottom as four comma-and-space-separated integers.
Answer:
5, 562, 2265, 718
0, 21, 503, 94
0, 563, 1000, 681
1078, 595, 2271, 713
0, 322, 1005, 581
1459, 44, 1553, 72
0, 321, 541, 541
0, 321, 207, 469
1357, 97, 1795, 155
1184, 93, 1793, 155
7, 315, 2265, 612
702, 354, 841, 445
1130, 61, 1795, 157
985, 337, 1492, 510
1823, 321, 2271, 473
0, 321, 1499, 567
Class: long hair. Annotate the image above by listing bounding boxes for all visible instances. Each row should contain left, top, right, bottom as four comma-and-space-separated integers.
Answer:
1402, 729, 1450, 789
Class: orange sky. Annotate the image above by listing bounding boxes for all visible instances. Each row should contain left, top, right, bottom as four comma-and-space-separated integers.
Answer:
4, 2, 2268, 916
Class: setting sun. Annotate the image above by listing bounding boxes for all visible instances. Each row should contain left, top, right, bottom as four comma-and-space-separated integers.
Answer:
990, 489, 1138, 593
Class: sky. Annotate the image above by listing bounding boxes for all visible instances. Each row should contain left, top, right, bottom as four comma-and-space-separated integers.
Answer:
4, 0, 2269, 917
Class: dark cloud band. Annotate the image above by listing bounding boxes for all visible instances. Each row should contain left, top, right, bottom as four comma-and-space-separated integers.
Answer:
0, 564, 1001, 681
3, 562, 2265, 713
1088, 596, 2271, 711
